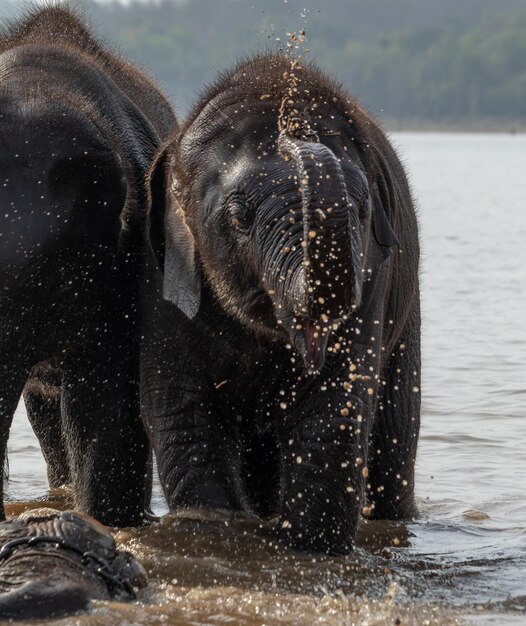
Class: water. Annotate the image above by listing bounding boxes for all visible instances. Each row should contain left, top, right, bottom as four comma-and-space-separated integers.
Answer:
4, 132, 526, 625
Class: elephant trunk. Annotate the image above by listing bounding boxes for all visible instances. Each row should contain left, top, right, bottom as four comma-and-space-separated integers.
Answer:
277, 131, 362, 319
277, 131, 362, 371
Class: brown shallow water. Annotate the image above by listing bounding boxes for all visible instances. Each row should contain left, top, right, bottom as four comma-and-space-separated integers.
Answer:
5, 133, 526, 625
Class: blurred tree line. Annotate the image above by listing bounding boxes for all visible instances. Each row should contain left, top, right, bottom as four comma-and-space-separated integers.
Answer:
1, 0, 525, 125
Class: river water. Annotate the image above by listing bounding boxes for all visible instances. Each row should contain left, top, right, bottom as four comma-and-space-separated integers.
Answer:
5, 132, 526, 625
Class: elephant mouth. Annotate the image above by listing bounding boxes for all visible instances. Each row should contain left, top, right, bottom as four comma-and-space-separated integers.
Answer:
290, 318, 332, 374
246, 290, 334, 372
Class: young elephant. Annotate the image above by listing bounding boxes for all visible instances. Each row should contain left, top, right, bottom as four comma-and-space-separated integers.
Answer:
0, 8, 177, 524
0, 510, 146, 620
143, 55, 420, 554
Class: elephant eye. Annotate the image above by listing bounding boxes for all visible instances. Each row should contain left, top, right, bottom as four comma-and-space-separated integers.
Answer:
228, 199, 254, 232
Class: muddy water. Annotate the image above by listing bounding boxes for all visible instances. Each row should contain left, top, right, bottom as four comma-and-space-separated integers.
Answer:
5, 133, 526, 625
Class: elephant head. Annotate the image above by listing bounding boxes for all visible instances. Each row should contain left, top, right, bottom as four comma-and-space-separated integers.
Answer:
149, 56, 398, 372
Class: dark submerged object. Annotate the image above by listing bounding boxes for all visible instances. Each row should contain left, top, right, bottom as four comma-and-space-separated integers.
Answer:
0, 510, 146, 620
143, 55, 421, 554
0, 7, 177, 524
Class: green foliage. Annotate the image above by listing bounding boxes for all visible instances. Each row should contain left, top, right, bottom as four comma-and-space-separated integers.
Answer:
1, 0, 524, 123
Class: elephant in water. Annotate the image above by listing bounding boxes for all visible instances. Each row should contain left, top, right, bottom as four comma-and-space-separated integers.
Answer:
0, 7, 177, 524
142, 54, 420, 554
0, 510, 146, 620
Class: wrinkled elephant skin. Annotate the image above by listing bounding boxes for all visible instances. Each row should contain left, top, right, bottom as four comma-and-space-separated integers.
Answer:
143, 55, 421, 554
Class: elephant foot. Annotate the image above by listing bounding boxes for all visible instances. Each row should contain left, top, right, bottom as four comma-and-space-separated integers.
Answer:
368, 494, 418, 521
278, 471, 361, 555
277, 517, 357, 556
0, 510, 147, 620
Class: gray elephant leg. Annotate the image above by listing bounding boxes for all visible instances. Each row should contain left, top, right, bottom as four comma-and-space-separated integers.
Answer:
0, 352, 30, 519
61, 339, 149, 527
278, 407, 365, 553
276, 273, 395, 553
278, 342, 381, 554
140, 289, 242, 511
148, 402, 238, 511
142, 359, 239, 510
368, 302, 421, 520
24, 362, 70, 488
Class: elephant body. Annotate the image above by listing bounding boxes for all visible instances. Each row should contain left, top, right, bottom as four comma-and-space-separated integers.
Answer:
0, 510, 146, 619
0, 8, 177, 524
143, 55, 420, 553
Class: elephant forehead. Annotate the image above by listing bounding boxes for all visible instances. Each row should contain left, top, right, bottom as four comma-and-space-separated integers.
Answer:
180, 99, 280, 157
184, 137, 285, 195
182, 95, 364, 152
181, 110, 363, 176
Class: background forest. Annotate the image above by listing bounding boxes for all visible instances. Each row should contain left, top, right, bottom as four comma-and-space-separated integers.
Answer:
1, 0, 525, 127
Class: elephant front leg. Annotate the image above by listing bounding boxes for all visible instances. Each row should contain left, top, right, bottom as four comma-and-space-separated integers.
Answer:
278, 362, 378, 554
140, 300, 243, 512
276, 314, 387, 553
279, 415, 364, 554
61, 343, 149, 527
142, 377, 240, 511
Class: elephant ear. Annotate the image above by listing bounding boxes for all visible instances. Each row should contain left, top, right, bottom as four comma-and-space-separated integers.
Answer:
149, 147, 201, 318
365, 184, 399, 272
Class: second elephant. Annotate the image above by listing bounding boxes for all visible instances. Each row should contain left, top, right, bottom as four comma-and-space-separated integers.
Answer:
0, 7, 176, 524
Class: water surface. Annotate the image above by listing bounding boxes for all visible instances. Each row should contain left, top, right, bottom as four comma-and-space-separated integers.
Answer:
5, 132, 526, 625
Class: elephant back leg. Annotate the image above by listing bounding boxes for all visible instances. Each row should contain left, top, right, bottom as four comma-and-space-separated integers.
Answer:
367, 298, 421, 520
24, 361, 71, 488
0, 340, 31, 520
61, 332, 150, 527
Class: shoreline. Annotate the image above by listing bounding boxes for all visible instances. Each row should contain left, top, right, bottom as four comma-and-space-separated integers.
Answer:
384, 119, 526, 134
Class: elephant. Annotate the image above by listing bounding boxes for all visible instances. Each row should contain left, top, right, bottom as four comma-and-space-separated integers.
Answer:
0, 510, 146, 619
0, 7, 177, 525
142, 54, 420, 554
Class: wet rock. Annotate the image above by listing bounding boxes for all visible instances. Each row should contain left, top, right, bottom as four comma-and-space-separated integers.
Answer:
0, 510, 147, 620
